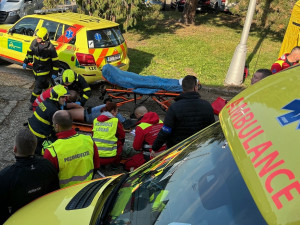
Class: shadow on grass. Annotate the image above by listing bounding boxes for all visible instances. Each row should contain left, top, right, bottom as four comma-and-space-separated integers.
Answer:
127, 48, 155, 74
130, 9, 284, 43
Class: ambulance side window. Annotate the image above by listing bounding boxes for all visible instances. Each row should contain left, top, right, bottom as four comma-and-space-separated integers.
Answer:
42, 20, 60, 41
13, 18, 39, 36
63, 25, 76, 45
55, 24, 63, 41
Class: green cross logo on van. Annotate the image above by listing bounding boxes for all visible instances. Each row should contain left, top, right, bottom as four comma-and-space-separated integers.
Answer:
8, 39, 22, 52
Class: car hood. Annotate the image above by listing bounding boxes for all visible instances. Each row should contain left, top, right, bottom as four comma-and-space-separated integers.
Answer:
220, 65, 300, 225
0, 24, 13, 33
0, 0, 22, 12
5, 175, 122, 225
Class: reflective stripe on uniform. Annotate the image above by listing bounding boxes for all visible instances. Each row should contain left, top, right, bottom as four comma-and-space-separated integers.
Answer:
96, 145, 118, 151
33, 71, 50, 76
32, 92, 39, 97
92, 138, 116, 145
59, 169, 94, 186
52, 57, 59, 61
28, 123, 46, 138
83, 87, 91, 92
83, 94, 89, 100
53, 67, 59, 71
34, 55, 50, 61
34, 111, 51, 125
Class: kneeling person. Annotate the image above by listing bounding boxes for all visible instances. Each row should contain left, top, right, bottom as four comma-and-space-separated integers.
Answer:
44, 110, 100, 188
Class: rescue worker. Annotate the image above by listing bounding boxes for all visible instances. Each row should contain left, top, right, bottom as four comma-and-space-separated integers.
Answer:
0, 129, 59, 224
124, 106, 166, 171
271, 46, 300, 74
152, 75, 215, 152
43, 110, 100, 188
92, 102, 125, 167
62, 69, 91, 106
23, 27, 60, 109
251, 69, 272, 85
28, 84, 70, 155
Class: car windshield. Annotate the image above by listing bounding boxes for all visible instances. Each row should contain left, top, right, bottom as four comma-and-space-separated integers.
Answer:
86, 27, 125, 49
105, 122, 267, 225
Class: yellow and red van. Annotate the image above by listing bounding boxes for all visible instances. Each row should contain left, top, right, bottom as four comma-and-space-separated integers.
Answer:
0, 12, 130, 83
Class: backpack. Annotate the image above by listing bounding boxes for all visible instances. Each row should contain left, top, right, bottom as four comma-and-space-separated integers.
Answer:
124, 153, 146, 171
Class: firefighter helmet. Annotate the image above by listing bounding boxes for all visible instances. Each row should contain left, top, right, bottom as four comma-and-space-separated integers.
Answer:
62, 69, 77, 84
50, 85, 70, 101
36, 27, 49, 41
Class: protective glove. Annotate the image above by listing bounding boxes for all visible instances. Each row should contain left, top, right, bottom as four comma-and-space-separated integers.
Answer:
51, 74, 57, 80
22, 63, 27, 69
75, 101, 81, 106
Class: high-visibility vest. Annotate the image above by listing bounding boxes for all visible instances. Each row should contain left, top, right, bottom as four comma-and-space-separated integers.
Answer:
92, 117, 118, 157
47, 133, 94, 188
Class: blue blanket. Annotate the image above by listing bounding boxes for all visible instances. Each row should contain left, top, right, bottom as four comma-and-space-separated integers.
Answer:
102, 64, 183, 94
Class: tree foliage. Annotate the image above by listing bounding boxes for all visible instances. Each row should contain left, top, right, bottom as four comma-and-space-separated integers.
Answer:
75, 0, 161, 31
229, 0, 297, 36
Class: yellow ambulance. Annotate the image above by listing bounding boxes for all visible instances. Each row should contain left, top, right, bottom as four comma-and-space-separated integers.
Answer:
0, 11, 130, 83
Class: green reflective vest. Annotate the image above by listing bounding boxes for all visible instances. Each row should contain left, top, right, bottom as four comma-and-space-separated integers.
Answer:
92, 117, 118, 157
47, 133, 94, 188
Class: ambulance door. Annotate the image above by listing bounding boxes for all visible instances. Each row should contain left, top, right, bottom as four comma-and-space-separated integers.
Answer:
4, 17, 40, 63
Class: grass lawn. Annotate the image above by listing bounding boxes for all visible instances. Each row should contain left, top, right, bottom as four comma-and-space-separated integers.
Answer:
123, 11, 283, 87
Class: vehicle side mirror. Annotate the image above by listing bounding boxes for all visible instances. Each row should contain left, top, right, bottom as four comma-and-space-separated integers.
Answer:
8, 28, 15, 35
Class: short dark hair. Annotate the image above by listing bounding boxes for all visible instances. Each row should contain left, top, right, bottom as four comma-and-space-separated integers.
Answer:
53, 110, 73, 131
256, 69, 272, 78
15, 128, 37, 156
291, 46, 300, 52
101, 102, 117, 113
103, 97, 112, 104
182, 75, 198, 92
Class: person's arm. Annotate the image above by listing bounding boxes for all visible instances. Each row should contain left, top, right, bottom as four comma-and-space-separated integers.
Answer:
78, 75, 91, 106
152, 107, 175, 152
50, 45, 59, 76
0, 169, 10, 224
23, 41, 34, 64
65, 102, 83, 109
271, 62, 282, 74
93, 142, 100, 170
133, 126, 145, 151
43, 149, 59, 171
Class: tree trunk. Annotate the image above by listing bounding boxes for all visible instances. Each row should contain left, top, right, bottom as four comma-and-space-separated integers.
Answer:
180, 0, 198, 25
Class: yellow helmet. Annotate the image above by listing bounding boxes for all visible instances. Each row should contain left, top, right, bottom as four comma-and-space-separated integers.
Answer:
36, 27, 49, 41
50, 85, 70, 101
62, 69, 77, 84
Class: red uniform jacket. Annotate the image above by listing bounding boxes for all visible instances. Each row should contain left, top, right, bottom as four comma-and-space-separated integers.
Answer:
271, 53, 298, 74
32, 88, 52, 112
133, 112, 166, 153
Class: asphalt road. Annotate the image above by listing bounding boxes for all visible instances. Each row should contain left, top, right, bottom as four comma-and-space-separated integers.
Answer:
0, 63, 241, 173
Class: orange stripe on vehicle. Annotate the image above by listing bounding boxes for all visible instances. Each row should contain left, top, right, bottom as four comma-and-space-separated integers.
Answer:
89, 49, 95, 54
120, 44, 126, 59
96, 48, 109, 67
56, 24, 84, 45
0, 29, 7, 33
0, 54, 23, 63
55, 43, 64, 51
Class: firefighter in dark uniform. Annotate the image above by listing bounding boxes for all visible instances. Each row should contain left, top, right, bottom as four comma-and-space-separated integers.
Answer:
62, 69, 91, 106
28, 85, 70, 155
23, 27, 60, 109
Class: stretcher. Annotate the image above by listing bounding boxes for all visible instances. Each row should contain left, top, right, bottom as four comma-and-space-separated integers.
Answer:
100, 64, 183, 111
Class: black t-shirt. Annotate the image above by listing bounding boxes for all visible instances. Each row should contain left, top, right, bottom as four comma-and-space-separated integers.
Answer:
0, 156, 59, 224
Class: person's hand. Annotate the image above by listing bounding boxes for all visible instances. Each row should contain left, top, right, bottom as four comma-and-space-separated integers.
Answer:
75, 101, 81, 106
52, 74, 57, 79
22, 63, 27, 69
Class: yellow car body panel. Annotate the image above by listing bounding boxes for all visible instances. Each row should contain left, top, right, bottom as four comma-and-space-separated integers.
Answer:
220, 65, 300, 225
5, 175, 122, 225
0, 12, 130, 83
